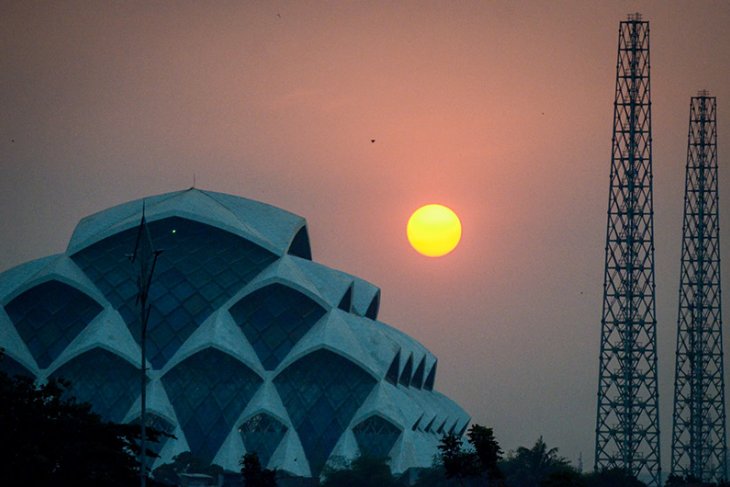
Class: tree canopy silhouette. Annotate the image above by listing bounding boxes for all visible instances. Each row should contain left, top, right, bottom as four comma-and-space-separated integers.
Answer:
241, 451, 277, 487
501, 436, 571, 487
434, 424, 504, 485
0, 351, 166, 486
320, 454, 399, 487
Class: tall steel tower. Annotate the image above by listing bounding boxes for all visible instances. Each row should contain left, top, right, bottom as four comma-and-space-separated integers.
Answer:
671, 92, 726, 483
595, 14, 661, 486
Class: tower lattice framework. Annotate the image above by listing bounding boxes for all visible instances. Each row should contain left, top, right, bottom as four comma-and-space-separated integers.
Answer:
595, 14, 661, 486
671, 92, 726, 483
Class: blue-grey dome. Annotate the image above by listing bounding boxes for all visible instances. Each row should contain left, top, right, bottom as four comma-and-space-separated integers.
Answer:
0, 188, 469, 477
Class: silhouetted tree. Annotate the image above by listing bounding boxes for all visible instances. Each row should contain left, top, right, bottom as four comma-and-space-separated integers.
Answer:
433, 425, 505, 485
501, 436, 571, 487
241, 451, 277, 487
321, 454, 399, 487
468, 424, 504, 482
439, 433, 481, 485
0, 353, 166, 486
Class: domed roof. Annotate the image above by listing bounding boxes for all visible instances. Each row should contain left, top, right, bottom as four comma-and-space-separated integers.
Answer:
0, 189, 470, 477
68, 188, 311, 258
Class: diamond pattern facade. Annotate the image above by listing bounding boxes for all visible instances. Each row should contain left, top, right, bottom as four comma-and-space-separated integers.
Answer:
162, 348, 262, 464
50, 347, 141, 422
229, 283, 326, 370
5, 280, 102, 369
353, 415, 402, 459
0, 189, 469, 478
275, 350, 377, 476
72, 217, 277, 368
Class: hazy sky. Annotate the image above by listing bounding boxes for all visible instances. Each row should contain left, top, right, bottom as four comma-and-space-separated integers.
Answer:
2, 0, 730, 471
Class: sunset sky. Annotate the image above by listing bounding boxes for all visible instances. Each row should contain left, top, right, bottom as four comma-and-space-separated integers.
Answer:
2, 0, 730, 470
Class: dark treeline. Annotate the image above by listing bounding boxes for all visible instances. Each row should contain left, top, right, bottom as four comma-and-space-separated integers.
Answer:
320, 425, 647, 487
0, 351, 177, 486
320, 426, 730, 487
2, 350, 728, 487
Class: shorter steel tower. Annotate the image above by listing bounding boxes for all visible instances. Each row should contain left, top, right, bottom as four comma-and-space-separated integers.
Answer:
671, 92, 726, 483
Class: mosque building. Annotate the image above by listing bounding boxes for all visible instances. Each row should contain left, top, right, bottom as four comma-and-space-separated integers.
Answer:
0, 188, 470, 479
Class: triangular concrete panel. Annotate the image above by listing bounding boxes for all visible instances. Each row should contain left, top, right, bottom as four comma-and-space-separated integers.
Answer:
278, 310, 379, 379
204, 190, 305, 255
145, 190, 277, 253
212, 424, 246, 472
327, 428, 360, 466
67, 192, 180, 254
47, 308, 142, 377
351, 382, 408, 430
389, 429, 438, 474
0, 255, 64, 303
238, 257, 328, 309
123, 378, 178, 427
350, 279, 381, 318
269, 429, 311, 477
0, 307, 39, 375
161, 309, 262, 376
22, 255, 109, 305
236, 381, 291, 428
340, 313, 402, 378
214, 382, 293, 472
390, 386, 428, 426
286, 256, 354, 309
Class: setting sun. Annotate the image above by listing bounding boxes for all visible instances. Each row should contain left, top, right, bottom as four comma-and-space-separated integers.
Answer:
407, 204, 462, 257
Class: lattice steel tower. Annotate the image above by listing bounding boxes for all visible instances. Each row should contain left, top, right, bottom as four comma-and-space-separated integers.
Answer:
595, 14, 661, 486
671, 92, 726, 483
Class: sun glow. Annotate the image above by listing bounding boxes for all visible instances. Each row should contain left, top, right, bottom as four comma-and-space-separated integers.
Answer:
407, 204, 462, 257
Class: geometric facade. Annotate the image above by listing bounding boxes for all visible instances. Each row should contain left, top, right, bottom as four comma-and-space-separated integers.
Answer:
0, 188, 470, 478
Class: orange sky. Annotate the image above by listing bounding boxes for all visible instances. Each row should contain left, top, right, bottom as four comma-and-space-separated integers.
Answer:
2, 0, 730, 471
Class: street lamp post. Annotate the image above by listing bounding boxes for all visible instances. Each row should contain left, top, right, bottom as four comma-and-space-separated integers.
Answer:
129, 205, 162, 487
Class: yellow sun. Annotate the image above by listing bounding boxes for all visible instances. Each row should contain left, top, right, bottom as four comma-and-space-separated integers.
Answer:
407, 204, 462, 257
